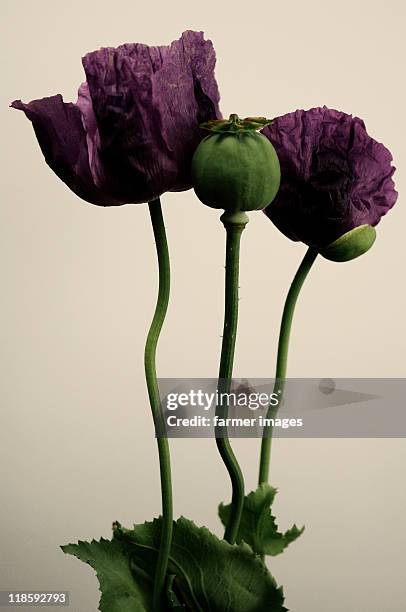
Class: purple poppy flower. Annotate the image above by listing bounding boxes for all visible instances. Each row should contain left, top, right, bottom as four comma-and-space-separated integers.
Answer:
262, 107, 397, 247
11, 31, 220, 206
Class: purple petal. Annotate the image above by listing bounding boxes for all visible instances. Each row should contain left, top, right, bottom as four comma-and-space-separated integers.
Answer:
11, 95, 120, 205
263, 107, 397, 247
81, 30, 221, 203
12, 31, 220, 206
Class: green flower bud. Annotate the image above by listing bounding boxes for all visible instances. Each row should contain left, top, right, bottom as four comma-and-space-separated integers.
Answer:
320, 224, 376, 262
191, 114, 281, 215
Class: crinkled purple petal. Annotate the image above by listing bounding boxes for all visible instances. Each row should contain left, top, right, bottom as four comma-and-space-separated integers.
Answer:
262, 107, 397, 247
11, 96, 120, 205
81, 30, 221, 203
12, 31, 221, 206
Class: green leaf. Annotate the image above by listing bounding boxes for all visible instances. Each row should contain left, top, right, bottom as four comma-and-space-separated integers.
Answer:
219, 484, 304, 557
61, 537, 152, 612
114, 516, 287, 612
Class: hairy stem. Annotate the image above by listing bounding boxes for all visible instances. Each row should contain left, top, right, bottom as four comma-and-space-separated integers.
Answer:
258, 246, 318, 485
215, 211, 248, 544
144, 199, 173, 611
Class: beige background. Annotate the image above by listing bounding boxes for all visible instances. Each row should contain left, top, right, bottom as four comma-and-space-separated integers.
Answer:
1, 0, 406, 610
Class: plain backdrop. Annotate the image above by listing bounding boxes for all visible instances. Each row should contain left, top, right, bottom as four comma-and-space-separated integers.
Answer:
1, 1, 405, 610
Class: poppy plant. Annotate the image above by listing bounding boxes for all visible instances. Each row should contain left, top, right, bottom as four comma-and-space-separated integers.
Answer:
258, 107, 398, 487
12, 30, 221, 612
192, 114, 281, 545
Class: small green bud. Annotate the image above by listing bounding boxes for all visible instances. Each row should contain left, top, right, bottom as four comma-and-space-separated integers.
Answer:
320, 225, 376, 262
191, 114, 281, 214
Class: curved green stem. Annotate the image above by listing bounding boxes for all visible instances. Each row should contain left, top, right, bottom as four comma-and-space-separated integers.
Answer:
215, 211, 248, 544
144, 199, 173, 612
258, 246, 318, 486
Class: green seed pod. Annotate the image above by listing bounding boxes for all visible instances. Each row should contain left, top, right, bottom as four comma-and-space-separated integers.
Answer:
191, 114, 281, 214
320, 225, 376, 262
